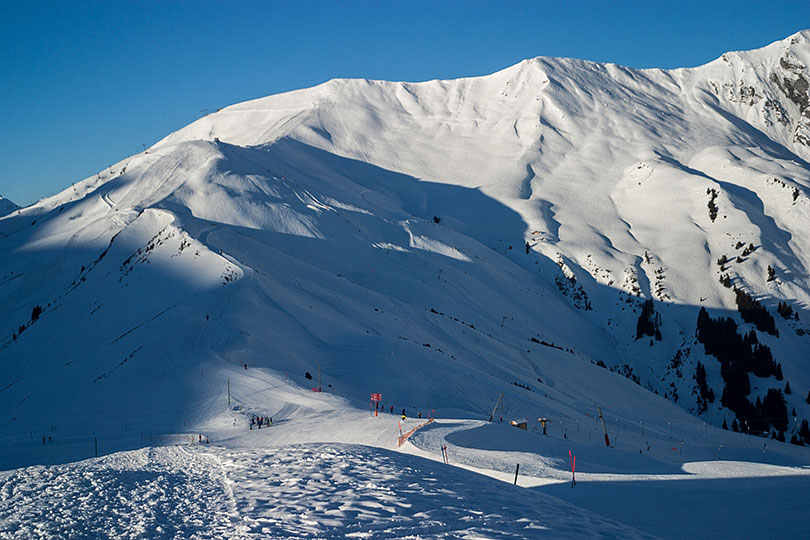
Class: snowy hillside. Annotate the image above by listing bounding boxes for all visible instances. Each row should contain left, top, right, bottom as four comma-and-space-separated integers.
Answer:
2, 30, 810, 539
0, 196, 18, 217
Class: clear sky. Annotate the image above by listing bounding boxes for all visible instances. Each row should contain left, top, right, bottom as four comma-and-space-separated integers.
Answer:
2, 0, 809, 206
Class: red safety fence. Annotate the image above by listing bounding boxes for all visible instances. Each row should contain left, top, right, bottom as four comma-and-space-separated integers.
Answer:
397, 418, 434, 447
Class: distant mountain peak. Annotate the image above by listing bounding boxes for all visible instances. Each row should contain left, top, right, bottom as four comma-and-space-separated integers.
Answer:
0, 195, 19, 217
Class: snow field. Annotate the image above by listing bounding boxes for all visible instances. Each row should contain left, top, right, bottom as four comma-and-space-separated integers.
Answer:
0, 441, 652, 540
0, 446, 243, 539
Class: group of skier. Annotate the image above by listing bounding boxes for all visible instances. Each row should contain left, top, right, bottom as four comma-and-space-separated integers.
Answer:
249, 415, 272, 429
377, 403, 425, 421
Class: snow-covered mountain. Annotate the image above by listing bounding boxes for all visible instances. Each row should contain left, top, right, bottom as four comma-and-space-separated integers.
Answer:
0, 196, 19, 217
4, 29, 809, 428
3, 29, 810, 540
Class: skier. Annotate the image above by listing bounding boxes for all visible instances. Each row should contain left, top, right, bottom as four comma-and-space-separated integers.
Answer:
390, 405, 394, 414
418, 411, 422, 419
401, 408, 406, 420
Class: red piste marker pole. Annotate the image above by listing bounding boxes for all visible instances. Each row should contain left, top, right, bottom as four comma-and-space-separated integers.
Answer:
569, 450, 576, 487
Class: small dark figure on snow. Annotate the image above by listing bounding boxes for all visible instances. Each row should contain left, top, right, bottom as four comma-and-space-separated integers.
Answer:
390, 406, 394, 414
418, 411, 422, 419
401, 408, 406, 420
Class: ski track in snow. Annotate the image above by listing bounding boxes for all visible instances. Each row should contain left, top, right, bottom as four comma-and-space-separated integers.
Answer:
0, 446, 243, 540
0, 442, 651, 540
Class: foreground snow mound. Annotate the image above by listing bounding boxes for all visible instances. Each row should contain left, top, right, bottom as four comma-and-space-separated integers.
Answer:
0, 443, 651, 540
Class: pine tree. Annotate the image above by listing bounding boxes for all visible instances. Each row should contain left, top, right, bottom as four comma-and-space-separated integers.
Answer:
636, 299, 660, 340
801, 419, 810, 443
785, 381, 792, 394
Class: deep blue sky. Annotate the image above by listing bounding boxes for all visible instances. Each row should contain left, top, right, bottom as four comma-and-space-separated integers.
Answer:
2, 1, 809, 206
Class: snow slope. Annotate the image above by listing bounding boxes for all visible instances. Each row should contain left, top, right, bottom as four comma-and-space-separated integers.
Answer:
2, 30, 810, 539
3, 374, 809, 539
0, 442, 652, 539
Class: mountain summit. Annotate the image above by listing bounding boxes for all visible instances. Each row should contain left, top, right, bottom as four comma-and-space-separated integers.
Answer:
2, 31, 810, 468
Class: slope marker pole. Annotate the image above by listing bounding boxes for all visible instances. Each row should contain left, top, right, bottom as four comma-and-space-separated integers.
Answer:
489, 393, 503, 422
598, 407, 610, 447
569, 450, 576, 487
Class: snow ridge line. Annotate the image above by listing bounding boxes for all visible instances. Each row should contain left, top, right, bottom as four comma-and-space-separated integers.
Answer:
397, 417, 434, 447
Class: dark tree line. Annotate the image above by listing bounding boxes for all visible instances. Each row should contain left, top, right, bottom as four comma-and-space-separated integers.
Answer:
635, 299, 662, 340
694, 361, 715, 413
707, 188, 719, 222
777, 301, 797, 320
696, 307, 786, 434
733, 287, 778, 336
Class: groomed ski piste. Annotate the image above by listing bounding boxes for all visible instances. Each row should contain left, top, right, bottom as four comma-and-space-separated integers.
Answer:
3, 30, 810, 539
2, 364, 810, 539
